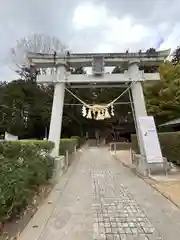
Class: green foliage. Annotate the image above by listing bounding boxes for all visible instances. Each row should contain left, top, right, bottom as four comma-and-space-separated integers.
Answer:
71, 136, 81, 148
0, 140, 54, 222
59, 137, 85, 155
18, 140, 54, 152
2, 44, 180, 140
172, 46, 180, 64
70, 67, 86, 74
59, 138, 78, 155
79, 137, 86, 146
131, 132, 180, 165
159, 132, 180, 164
131, 134, 140, 154
111, 66, 124, 74
144, 62, 180, 124
0, 75, 134, 139
0, 76, 134, 139
0, 80, 53, 138
71, 136, 85, 148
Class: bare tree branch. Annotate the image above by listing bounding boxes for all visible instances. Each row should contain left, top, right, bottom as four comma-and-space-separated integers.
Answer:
9, 34, 67, 80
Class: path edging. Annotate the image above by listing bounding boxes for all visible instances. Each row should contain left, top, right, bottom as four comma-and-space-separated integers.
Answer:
112, 152, 180, 210
19, 147, 84, 240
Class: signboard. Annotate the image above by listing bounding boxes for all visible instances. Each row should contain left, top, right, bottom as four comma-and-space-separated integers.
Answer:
138, 116, 163, 163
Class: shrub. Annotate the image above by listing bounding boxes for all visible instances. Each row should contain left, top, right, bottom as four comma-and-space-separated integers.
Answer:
131, 132, 180, 165
0, 140, 54, 222
18, 140, 54, 152
158, 132, 180, 164
79, 137, 86, 147
59, 137, 86, 155
59, 138, 78, 155
131, 135, 140, 154
71, 136, 80, 148
71, 136, 85, 148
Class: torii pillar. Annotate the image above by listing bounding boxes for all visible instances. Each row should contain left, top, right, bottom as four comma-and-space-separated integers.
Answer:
128, 60, 147, 156
48, 66, 66, 157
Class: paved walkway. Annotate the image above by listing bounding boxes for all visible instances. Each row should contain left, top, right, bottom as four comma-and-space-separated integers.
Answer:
20, 147, 180, 240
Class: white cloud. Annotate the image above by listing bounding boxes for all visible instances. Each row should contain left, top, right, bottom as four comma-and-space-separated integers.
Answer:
103, 16, 152, 52
105, 16, 149, 43
95, 44, 113, 53
72, 2, 107, 30
160, 23, 180, 51
72, 2, 156, 52
1, 0, 180, 81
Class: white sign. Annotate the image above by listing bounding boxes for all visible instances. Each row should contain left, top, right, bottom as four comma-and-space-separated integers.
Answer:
138, 116, 163, 163
4, 132, 18, 141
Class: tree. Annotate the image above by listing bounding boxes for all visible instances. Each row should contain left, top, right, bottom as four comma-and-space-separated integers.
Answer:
146, 48, 156, 54
71, 66, 86, 74
0, 79, 54, 138
0, 76, 134, 139
5, 35, 161, 139
9, 34, 67, 81
111, 66, 124, 74
139, 65, 158, 73
172, 46, 180, 64
144, 62, 180, 124
0, 34, 70, 138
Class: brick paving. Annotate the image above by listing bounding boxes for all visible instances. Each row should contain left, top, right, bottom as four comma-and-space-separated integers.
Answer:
91, 149, 161, 240
20, 147, 180, 240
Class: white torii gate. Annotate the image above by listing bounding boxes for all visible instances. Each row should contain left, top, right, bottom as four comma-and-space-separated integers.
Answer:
27, 50, 170, 158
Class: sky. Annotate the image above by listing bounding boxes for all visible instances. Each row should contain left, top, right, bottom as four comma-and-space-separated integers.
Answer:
0, 0, 180, 81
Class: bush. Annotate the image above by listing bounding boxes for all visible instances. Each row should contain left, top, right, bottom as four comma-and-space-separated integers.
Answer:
131, 135, 140, 154
71, 136, 85, 148
18, 140, 54, 152
71, 136, 80, 148
59, 137, 85, 156
158, 132, 180, 164
0, 140, 54, 222
59, 138, 78, 155
79, 137, 86, 147
131, 132, 180, 165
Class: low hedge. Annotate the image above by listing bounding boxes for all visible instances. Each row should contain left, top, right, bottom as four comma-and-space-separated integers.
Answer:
59, 138, 77, 155
59, 137, 85, 155
71, 136, 85, 148
71, 136, 80, 148
0, 140, 54, 222
131, 132, 180, 165
131, 135, 140, 154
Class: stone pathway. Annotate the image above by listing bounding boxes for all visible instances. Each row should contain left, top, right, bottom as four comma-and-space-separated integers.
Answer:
20, 147, 180, 240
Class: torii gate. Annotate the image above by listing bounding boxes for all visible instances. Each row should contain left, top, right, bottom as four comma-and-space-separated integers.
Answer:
27, 50, 170, 158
